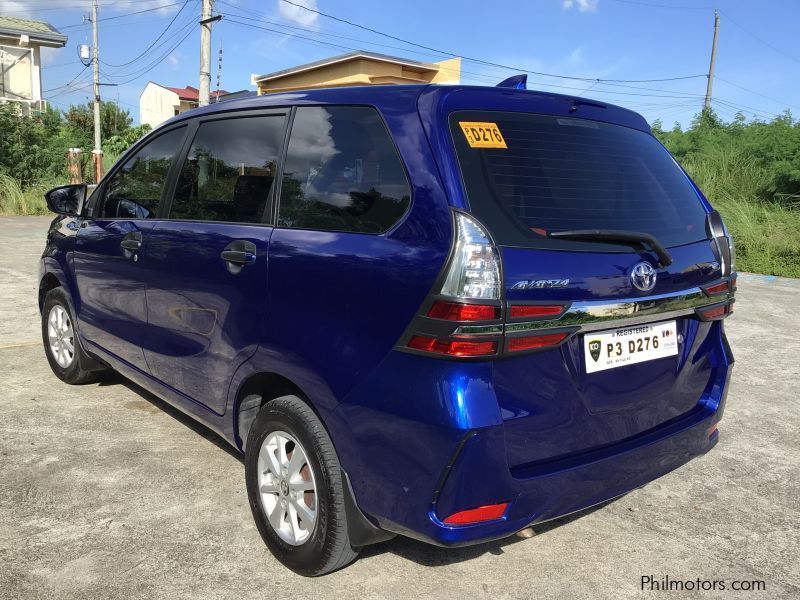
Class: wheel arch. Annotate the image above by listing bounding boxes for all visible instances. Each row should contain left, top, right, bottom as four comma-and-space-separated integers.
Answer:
235, 369, 394, 547
234, 371, 310, 451
38, 272, 61, 313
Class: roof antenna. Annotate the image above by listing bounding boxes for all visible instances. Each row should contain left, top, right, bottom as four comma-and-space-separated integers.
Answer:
215, 43, 222, 103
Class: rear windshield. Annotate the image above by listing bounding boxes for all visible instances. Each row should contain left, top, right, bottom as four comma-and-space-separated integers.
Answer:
449, 111, 707, 250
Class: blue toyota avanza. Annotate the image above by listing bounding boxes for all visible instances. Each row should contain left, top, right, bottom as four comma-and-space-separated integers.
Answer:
39, 83, 735, 575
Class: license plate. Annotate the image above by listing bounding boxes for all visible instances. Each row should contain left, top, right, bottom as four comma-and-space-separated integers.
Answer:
584, 320, 679, 373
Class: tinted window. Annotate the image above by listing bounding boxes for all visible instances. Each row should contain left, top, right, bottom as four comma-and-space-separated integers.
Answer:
278, 106, 410, 234
100, 126, 185, 219
450, 112, 708, 250
170, 115, 286, 223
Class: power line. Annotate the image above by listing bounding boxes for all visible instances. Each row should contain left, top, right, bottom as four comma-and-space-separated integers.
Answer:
103, 23, 196, 86
715, 76, 800, 112
719, 9, 800, 65
101, 0, 193, 67
276, 0, 707, 84
43, 64, 90, 93
57, 2, 185, 30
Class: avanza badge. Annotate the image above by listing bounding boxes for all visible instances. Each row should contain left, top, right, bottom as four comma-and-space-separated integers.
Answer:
459, 121, 507, 148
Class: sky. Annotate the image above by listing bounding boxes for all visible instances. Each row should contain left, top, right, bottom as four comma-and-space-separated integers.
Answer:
3, 0, 799, 127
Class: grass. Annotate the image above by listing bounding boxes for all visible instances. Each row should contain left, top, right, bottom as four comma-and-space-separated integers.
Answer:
0, 173, 50, 216
683, 150, 800, 278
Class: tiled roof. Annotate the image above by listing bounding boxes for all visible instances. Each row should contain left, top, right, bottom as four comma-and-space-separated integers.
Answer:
162, 85, 229, 101
0, 15, 67, 45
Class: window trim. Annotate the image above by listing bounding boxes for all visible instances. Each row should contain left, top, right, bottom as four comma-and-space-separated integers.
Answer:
88, 123, 190, 221
273, 104, 413, 237
159, 108, 291, 227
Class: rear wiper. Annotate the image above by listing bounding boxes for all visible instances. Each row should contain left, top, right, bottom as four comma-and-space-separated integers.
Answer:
548, 229, 673, 267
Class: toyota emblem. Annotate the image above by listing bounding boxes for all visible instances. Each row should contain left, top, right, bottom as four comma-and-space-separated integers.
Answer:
630, 262, 657, 292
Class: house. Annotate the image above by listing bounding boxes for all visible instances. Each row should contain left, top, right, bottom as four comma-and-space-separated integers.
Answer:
0, 15, 67, 113
139, 83, 231, 128
251, 50, 461, 94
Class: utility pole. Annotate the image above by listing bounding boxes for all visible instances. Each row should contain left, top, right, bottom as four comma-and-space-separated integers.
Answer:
704, 9, 720, 113
91, 0, 103, 182
198, 0, 213, 107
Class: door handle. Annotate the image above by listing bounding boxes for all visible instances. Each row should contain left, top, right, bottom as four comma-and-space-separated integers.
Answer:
221, 240, 256, 274
120, 238, 142, 251
120, 232, 142, 259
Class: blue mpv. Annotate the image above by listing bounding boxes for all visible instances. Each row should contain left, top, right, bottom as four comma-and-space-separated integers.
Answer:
40, 84, 735, 575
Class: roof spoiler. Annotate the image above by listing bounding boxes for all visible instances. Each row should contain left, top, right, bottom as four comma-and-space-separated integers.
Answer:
496, 74, 527, 90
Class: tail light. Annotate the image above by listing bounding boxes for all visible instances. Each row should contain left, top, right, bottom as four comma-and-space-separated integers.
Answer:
507, 332, 569, 353
696, 302, 734, 321
427, 300, 499, 321
509, 304, 565, 319
407, 335, 498, 357
400, 211, 573, 359
440, 212, 501, 300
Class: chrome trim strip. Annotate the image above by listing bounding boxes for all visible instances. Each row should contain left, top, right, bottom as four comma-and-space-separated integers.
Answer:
452, 324, 504, 335
509, 287, 733, 334
456, 287, 732, 336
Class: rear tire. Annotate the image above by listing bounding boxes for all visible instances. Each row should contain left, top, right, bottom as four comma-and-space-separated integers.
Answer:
41, 287, 104, 385
245, 395, 359, 576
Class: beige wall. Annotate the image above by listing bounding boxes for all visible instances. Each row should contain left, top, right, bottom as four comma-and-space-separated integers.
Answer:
255, 56, 461, 94
139, 83, 180, 129
0, 45, 34, 101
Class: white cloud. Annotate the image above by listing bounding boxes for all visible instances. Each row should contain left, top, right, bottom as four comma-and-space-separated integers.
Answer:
567, 46, 584, 66
277, 0, 319, 28
562, 0, 599, 12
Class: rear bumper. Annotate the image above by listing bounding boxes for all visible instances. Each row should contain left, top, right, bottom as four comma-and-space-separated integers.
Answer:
333, 326, 733, 548
421, 399, 723, 547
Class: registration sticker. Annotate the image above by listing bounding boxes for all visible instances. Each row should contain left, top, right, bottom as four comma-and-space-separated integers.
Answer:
458, 121, 507, 148
584, 320, 679, 374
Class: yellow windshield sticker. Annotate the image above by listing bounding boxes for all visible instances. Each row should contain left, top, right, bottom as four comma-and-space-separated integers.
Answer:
458, 121, 507, 149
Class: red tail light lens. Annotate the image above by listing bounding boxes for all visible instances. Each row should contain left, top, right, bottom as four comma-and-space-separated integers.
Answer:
509, 304, 565, 319
704, 281, 729, 296
507, 332, 569, 353
698, 304, 726, 319
407, 335, 498, 357
427, 300, 500, 321
443, 502, 509, 525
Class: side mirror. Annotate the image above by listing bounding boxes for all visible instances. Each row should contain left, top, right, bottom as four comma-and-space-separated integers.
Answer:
44, 184, 87, 216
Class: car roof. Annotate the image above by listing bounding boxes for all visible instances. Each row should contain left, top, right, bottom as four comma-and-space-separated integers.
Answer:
159, 84, 651, 134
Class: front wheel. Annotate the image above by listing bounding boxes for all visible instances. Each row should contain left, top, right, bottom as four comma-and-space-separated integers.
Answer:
41, 288, 104, 384
245, 395, 359, 576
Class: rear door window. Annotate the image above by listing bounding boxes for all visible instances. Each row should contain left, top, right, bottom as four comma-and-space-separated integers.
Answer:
169, 114, 287, 223
277, 106, 410, 234
450, 111, 708, 250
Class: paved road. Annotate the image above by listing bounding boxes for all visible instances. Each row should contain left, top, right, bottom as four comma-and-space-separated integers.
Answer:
1, 216, 798, 599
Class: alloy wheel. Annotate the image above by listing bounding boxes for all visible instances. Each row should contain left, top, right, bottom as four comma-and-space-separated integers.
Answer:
47, 304, 75, 368
257, 430, 318, 545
